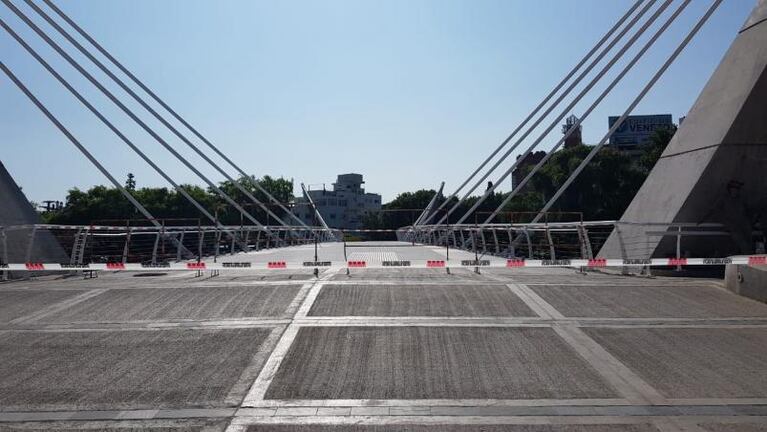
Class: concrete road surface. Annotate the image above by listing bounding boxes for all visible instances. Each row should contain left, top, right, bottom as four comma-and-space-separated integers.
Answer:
1, 242, 766, 431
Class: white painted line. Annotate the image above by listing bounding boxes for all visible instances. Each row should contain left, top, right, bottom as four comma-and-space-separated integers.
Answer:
224, 423, 247, 432
509, 283, 566, 319
228, 415, 751, 426
242, 324, 300, 405
290, 320, 552, 328
245, 398, 629, 408
284, 282, 316, 317
293, 317, 549, 326
240, 272, 331, 406
295, 283, 325, 318
553, 325, 668, 405
669, 398, 767, 405
225, 325, 288, 406
506, 283, 558, 319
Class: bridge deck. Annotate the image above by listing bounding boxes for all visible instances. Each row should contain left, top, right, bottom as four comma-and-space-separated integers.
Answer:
0, 242, 765, 431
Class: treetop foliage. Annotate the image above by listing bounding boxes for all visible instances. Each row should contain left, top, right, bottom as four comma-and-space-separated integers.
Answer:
364, 127, 675, 229
44, 175, 294, 226
41, 128, 674, 229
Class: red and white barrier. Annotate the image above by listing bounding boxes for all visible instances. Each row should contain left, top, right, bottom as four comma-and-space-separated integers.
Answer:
1, 256, 765, 272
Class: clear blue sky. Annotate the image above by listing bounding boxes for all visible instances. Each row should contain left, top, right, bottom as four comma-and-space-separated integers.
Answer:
0, 0, 756, 203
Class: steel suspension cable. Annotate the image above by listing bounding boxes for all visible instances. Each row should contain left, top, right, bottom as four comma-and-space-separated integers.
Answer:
24, 0, 303, 236
419, 0, 645, 226
433, 0, 662, 226
0, 61, 194, 259
0, 19, 249, 250
300, 183, 332, 235
2, 0, 276, 241
413, 182, 444, 226
482, 0, 693, 224
39, 0, 312, 231
524, 0, 724, 228
451, 0, 673, 226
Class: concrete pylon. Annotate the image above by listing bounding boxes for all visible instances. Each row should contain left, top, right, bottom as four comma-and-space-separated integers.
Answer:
0, 161, 68, 263
599, 0, 767, 259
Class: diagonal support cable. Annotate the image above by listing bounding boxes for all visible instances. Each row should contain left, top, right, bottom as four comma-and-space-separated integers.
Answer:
483, 0, 693, 224
39, 0, 312, 232
442, 0, 664, 226
523, 0, 724, 228
300, 183, 334, 240
414, 181, 444, 226
451, 0, 672, 226
25, 0, 304, 235
420, 0, 647, 226
0, 61, 195, 260
0, 19, 249, 251
2, 0, 277, 241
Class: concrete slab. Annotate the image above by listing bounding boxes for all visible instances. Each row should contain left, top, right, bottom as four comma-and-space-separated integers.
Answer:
244, 425, 660, 431
264, 327, 617, 400
0, 418, 228, 431
0, 328, 271, 410
0, 273, 312, 292
42, 285, 300, 322
204, 273, 316, 282
491, 273, 714, 287
0, 289, 85, 322
329, 269, 494, 282
529, 284, 767, 318
307, 284, 536, 317
584, 328, 767, 398
698, 423, 767, 432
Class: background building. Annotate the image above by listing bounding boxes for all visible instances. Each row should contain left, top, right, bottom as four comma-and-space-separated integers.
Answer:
562, 115, 583, 149
293, 173, 381, 230
608, 114, 674, 156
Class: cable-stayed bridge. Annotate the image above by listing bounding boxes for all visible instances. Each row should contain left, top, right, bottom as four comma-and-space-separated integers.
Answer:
2, 0, 766, 271
1, 1, 767, 431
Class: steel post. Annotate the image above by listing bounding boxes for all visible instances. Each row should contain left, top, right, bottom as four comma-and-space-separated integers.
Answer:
122, 228, 132, 263
24, 226, 37, 263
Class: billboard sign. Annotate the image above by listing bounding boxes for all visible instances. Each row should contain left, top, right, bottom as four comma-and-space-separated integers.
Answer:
608, 114, 673, 147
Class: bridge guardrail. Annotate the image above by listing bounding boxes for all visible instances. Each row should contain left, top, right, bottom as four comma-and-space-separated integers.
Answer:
0, 223, 341, 268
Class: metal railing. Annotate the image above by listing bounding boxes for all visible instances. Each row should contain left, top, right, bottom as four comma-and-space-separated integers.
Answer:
399, 220, 752, 263
0, 223, 341, 266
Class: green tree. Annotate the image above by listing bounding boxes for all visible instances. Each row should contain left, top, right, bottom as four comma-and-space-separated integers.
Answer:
125, 173, 136, 191
213, 175, 294, 225
512, 144, 646, 220
46, 175, 294, 225
638, 125, 677, 174
362, 189, 438, 230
